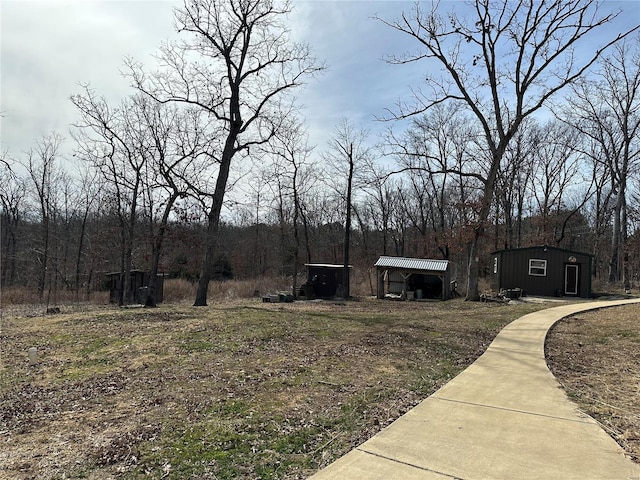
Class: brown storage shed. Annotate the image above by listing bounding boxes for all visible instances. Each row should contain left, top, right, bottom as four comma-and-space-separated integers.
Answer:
491, 246, 592, 298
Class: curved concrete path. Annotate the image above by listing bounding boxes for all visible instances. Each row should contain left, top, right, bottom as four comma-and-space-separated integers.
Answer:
310, 298, 640, 480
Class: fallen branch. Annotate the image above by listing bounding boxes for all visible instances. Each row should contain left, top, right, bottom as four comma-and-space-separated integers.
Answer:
317, 380, 341, 387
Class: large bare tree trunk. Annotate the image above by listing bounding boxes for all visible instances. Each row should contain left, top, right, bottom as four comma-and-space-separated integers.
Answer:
194, 136, 236, 306
466, 147, 501, 301
145, 192, 179, 307
342, 143, 354, 299
466, 233, 482, 302
609, 189, 624, 282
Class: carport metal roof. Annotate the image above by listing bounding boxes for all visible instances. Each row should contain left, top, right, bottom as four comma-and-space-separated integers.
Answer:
374, 256, 449, 272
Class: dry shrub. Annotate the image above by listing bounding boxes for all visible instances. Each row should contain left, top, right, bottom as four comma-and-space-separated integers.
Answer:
162, 278, 196, 303
477, 277, 493, 293
0, 286, 39, 304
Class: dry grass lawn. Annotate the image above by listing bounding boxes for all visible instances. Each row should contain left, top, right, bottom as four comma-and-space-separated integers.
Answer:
546, 302, 640, 464
2, 297, 638, 479
1, 297, 548, 480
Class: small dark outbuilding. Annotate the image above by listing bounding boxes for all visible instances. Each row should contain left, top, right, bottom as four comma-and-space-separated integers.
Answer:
491, 246, 592, 298
106, 270, 165, 304
298, 264, 351, 299
375, 256, 451, 300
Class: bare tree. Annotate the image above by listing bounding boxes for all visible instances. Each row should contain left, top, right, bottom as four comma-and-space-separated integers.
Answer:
388, 184, 412, 256
0, 159, 26, 287
493, 118, 537, 250
270, 158, 294, 276
73, 84, 211, 305
127, 0, 323, 306
364, 165, 396, 256
138, 102, 211, 307
23, 133, 64, 302
579, 136, 614, 275
263, 116, 315, 297
71, 164, 101, 300
241, 169, 272, 277
563, 37, 640, 288
528, 121, 587, 244
72, 89, 152, 305
379, 0, 639, 300
357, 154, 398, 292
323, 119, 372, 298
384, 104, 479, 260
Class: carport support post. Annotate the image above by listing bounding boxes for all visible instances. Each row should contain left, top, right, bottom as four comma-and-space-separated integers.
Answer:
376, 267, 385, 299
402, 273, 411, 299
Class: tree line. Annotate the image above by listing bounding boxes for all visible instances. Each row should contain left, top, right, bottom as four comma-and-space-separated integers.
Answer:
1, 0, 639, 305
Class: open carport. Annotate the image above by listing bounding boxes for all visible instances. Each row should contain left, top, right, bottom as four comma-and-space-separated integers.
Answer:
375, 256, 451, 300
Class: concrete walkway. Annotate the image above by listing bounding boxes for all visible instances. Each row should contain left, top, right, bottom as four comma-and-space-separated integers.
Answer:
310, 298, 640, 480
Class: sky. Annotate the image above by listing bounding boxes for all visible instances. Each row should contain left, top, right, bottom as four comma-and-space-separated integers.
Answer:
0, 0, 424, 159
1, 0, 639, 162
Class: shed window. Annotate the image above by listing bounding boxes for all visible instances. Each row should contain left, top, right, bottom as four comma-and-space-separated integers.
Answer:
529, 259, 547, 276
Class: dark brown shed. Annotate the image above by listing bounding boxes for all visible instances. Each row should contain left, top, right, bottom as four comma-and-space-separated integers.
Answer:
491, 246, 592, 298
106, 270, 165, 304
298, 264, 352, 299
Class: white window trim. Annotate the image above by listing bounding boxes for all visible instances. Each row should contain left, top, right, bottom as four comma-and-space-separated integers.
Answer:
529, 259, 547, 276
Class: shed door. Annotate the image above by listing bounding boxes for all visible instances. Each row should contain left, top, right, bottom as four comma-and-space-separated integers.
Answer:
564, 264, 580, 296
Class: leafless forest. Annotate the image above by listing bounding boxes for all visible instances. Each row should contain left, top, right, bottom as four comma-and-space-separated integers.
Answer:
1, 0, 639, 306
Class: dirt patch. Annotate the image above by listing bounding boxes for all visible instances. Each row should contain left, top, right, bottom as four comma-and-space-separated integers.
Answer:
546, 303, 640, 463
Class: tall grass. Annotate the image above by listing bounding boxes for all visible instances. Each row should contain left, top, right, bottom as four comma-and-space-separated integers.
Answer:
0, 286, 109, 306
163, 277, 295, 303
1, 273, 377, 307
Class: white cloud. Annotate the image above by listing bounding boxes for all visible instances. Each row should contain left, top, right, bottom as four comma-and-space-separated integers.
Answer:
1, 0, 178, 155
291, 1, 422, 148
1, 0, 638, 161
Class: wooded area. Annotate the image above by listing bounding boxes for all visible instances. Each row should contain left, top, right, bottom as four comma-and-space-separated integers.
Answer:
1, 0, 639, 305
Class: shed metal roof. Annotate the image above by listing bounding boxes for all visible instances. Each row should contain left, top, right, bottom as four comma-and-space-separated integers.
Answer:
491, 245, 593, 257
305, 263, 352, 269
374, 256, 449, 272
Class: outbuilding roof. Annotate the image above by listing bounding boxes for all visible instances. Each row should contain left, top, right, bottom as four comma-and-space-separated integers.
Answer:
374, 256, 449, 272
491, 245, 593, 257
305, 263, 352, 269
